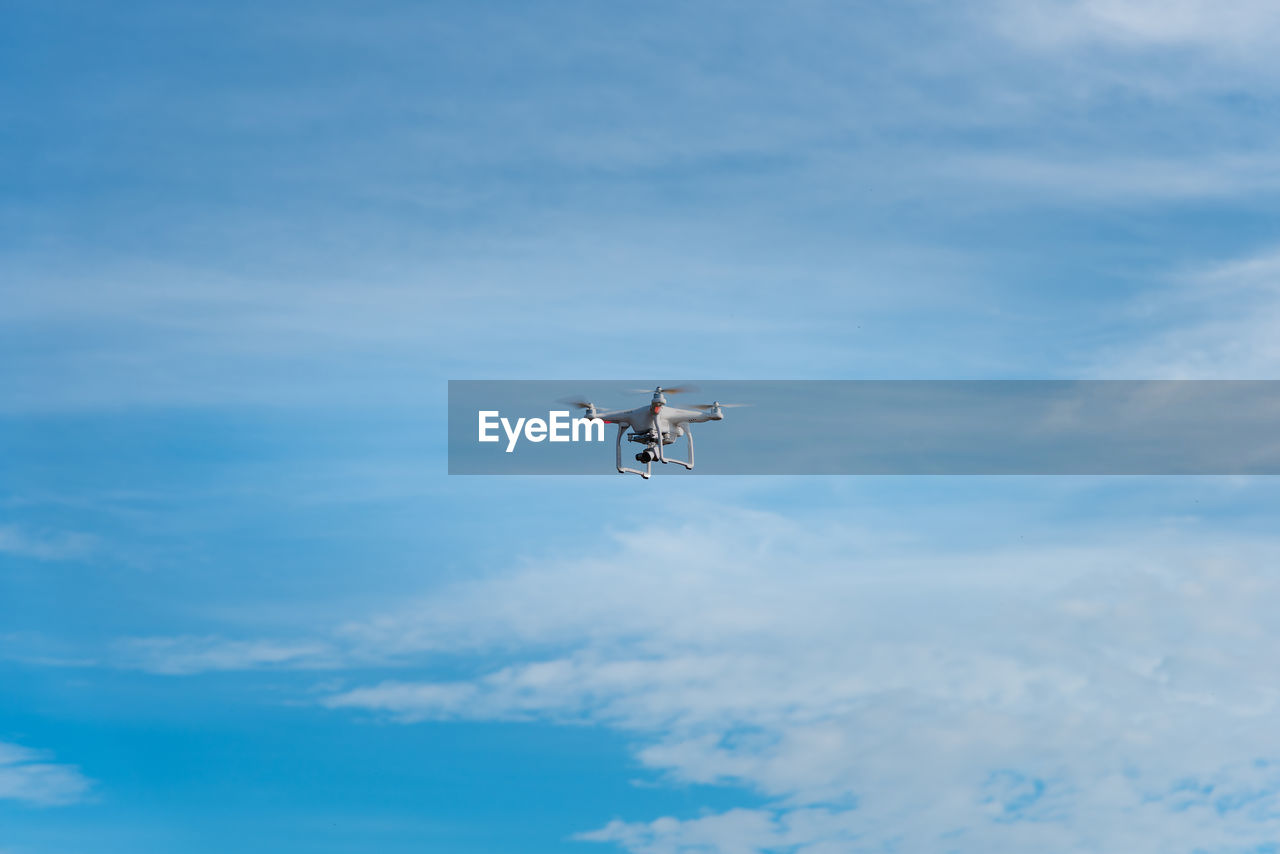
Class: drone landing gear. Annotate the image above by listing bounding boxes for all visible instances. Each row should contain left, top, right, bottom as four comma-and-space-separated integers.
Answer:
616, 425, 651, 478
655, 426, 694, 470
615, 426, 695, 478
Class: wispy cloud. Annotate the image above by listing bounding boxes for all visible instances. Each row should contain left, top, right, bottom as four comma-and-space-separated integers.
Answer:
309, 507, 1280, 852
0, 526, 95, 561
11, 1, 1280, 415
0, 742, 92, 807
998, 0, 1280, 54
110, 635, 336, 676
1094, 246, 1280, 378
945, 150, 1280, 204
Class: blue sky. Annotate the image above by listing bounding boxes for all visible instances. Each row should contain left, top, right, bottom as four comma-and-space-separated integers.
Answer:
6, 1, 1280, 851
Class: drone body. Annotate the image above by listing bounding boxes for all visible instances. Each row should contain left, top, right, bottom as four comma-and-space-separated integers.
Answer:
566, 386, 743, 478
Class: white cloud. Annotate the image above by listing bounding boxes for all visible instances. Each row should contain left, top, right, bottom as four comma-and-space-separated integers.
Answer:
0, 742, 92, 807
999, 0, 1280, 53
319, 507, 1280, 852
944, 150, 1280, 204
0, 526, 95, 561
112, 635, 335, 675
1094, 247, 1280, 378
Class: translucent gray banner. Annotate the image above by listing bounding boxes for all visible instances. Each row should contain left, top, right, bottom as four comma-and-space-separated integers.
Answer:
448, 381, 1280, 475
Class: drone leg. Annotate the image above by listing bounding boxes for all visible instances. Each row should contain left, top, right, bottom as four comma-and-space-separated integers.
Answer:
650, 425, 694, 469
615, 424, 650, 478
682, 426, 695, 469
662, 426, 695, 469
655, 425, 696, 468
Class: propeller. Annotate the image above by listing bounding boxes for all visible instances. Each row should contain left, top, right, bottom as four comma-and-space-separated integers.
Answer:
556, 396, 596, 409
624, 384, 700, 395
692, 402, 750, 410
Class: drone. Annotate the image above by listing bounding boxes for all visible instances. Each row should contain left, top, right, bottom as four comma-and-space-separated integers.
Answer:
560, 386, 745, 478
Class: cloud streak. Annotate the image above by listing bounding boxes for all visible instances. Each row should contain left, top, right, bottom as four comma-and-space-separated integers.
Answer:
0, 742, 92, 807
0, 525, 95, 561
999, 0, 1280, 54
1095, 246, 1280, 378
309, 507, 1280, 852
111, 635, 337, 676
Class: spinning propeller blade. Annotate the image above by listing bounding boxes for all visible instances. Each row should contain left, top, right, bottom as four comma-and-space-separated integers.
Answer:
556, 396, 596, 409
624, 384, 700, 395
692, 402, 750, 410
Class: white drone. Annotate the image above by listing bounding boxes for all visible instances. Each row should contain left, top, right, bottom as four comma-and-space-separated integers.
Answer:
561, 386, 745, 478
